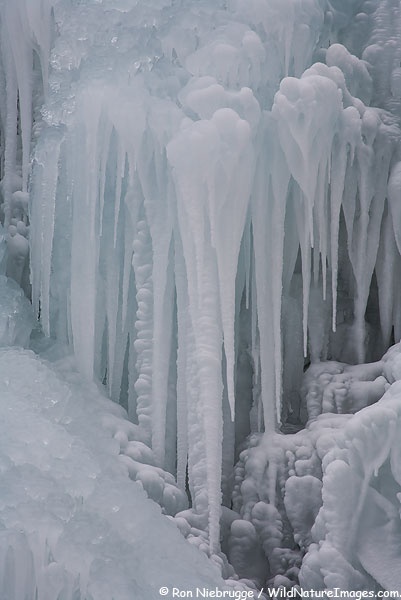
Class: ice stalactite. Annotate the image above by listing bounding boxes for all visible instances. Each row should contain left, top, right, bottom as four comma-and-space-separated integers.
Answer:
68, 92, 103, 383
1, 22, 18, 229
251, 115, 287, 429
132, 217, 154, 445
138, 135, 176, 469
30, 128, 62, 335
174, 233, 189, 493
168, 106, 257, 549
4, 2, 32, 195
0, 0, 55, 297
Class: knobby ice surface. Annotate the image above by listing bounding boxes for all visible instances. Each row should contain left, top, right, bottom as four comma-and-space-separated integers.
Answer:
1, 0, 401, 597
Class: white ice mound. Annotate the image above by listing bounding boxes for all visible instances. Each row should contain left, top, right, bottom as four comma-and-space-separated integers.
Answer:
300, 387, 401, 591
0, 275, 34, 347
0, 348, 226, 600
301, 360, 388, 419
233, 344, 401, 590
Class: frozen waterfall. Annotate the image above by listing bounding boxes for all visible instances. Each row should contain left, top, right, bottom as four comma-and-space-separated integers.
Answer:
1, 0, 401, 596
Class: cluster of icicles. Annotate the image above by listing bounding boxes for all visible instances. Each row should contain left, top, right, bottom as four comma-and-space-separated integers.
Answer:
1, 0, 401, 557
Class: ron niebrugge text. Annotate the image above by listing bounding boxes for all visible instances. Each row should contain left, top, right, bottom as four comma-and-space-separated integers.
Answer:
170, 589, 255, 599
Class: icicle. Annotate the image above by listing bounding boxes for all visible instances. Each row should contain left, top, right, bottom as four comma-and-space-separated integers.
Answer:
96, 135, 126, 398
113, 143, 125, 248
174, 231, 189, 492
387, 160, 401, 256
1, 1, 56, 200
132, 217, 153, 445
248, 249, 262, 434
1, 29, 18, 228
104, 234, 120, 398
149, 232, 175, 467
270, 125, 290, 424
24, 0, 55, 95
312, 238, 320, 287
353, 148, 375, 362
0, 44, 7, 134
30, 128, 61, 335
203, 108, 255, 420
347, 110, 393, 362
164, 319, 178, 477
69, 90, 103, 382
282, 190, 300, 295
376, 203, 397, 351
121, 193, 138, 330
98, 121, 113, 238
329, 132, 348, 332
195, 248, 223, 552
221, 354, 235, 506
169, 124, 225, 551
316, 161, 328, 299
5, 3, 32, 193
185, 309, 209, 531
251, 123, 277, 429
126, 282, 139, 424
243, 213, 252, 310
293, 187, 311, 358
136, 141, 175, 467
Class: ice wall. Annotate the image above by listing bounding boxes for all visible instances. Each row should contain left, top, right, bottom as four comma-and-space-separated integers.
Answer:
1, 0, 401, 569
